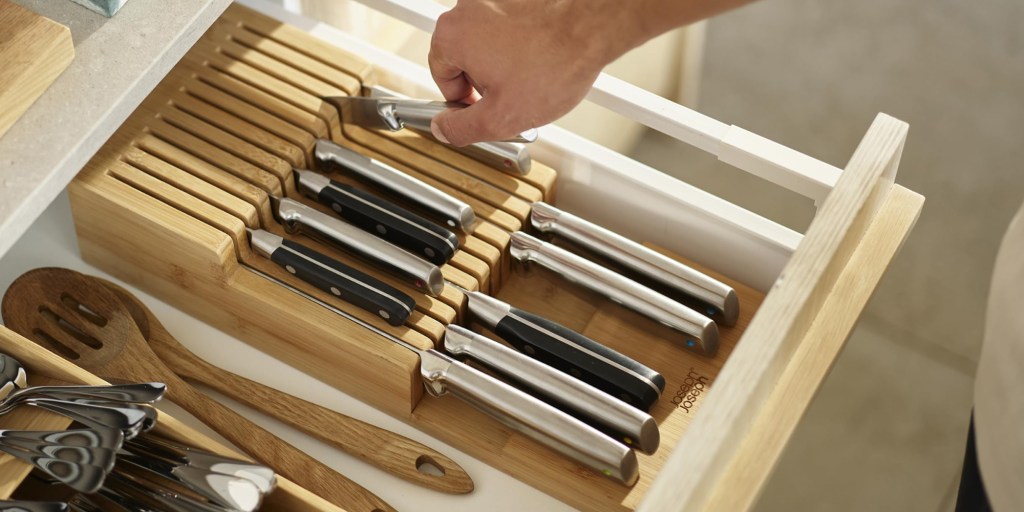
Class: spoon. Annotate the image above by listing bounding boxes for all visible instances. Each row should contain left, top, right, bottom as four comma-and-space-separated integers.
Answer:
0, 427, 122, 493
0, 354, 167, 404
0, 501, 69, 512
96, 274, 473, 494
1, 267, 396, 512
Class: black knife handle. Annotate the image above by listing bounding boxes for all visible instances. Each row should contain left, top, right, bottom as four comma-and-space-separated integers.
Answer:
271, 238, 414, 326
317, 181, 459, 265
495, 308, 665, 411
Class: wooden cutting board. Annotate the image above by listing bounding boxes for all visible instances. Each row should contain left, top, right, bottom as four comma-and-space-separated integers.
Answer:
0, 0, 74, 139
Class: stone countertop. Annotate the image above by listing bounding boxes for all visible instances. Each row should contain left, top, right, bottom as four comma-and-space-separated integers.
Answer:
0, 0, 232, 259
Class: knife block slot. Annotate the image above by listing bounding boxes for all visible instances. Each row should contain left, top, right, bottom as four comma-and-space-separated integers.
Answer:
69, 5, 765, 512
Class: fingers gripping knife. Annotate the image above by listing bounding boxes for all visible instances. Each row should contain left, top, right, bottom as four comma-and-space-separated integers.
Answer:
324, 87, 536, 176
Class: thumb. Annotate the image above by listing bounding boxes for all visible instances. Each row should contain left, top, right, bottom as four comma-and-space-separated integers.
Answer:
430, 97, 510, 147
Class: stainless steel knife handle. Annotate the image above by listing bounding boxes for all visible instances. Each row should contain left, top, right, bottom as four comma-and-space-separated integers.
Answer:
275, 196, 444, 296
455, 140, 531, 175
444, 325, 659, 454
531, 202, 739, 326
510, 232, 719, 356
369, 86, 532, 174
0, 501, 69, 512
314, 139, 476, 231
384, 99, 538, 144
418, 350, 639, 485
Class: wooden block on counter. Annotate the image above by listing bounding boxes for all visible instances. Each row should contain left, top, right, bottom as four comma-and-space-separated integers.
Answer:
0, 1, 74, 138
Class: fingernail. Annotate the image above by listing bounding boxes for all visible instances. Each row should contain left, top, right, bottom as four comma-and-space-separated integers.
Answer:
430, 120, 450, 144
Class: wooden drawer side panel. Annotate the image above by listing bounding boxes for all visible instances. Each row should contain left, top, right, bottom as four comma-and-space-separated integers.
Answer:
640, 114, 911, 511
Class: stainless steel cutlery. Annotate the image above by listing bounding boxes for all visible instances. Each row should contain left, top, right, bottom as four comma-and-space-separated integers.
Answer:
510, 231, 721, 356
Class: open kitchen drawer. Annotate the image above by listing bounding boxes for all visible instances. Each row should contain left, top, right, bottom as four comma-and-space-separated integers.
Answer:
0, 0, 923, 510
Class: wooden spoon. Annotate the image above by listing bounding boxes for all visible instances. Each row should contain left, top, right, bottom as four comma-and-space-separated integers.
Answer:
94, 274, 473, 494
0, 267, 396, 512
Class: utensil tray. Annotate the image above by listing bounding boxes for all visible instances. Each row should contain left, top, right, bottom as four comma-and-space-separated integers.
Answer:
0, 326, 342, 510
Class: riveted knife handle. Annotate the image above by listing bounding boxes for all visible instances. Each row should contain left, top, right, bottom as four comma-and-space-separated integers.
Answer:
315, 180, 458, 265
250, 230, 414, 326
495, 308, 665, 411
419, 350, 638, 485
314, 140, 476, 231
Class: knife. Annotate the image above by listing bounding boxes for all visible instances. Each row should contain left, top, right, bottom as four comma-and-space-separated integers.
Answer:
509, 232, 720, 357
268, 193, 444, 297
444, 325, 659, 454
325, 93, 537, 144
530, 202, 739, 326
458, 288, 665, 411
245, 265, 639, 485
366, 86, 532, 175
292, 168, 459, 266
314, 139, 476, 231
247, 228, 416, 326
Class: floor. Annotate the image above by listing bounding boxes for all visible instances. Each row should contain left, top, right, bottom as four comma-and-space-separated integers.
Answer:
628, 0, 1024, 510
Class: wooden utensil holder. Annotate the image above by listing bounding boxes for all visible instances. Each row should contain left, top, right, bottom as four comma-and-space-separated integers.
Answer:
0, 326, 342, 510
65, 4, 923, 511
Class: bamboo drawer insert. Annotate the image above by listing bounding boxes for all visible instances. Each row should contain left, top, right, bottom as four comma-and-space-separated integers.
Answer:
61, 4, 925, 512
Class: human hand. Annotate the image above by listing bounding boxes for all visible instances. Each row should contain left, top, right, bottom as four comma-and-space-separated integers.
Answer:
428, 0, 638, 147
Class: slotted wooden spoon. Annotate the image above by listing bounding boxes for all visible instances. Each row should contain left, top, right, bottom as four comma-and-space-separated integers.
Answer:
94, 274, 473, 494
1, 267, 395, 512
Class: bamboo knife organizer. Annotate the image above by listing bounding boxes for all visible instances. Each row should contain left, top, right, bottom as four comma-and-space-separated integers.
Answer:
67, 4, 922, 511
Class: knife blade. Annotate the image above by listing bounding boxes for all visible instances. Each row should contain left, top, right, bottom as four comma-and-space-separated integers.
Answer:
458, 288, 665, 411
325, 94, 537, 144
314, 139, 476, 231
293, 168, 459, 266
530, 202, 739, 326
366, 86, 532, 175
247, 228, 415, 326
269, 194, 444, 297
245, 265, 639, 485
444, 325, 659, 454
509, 232, 720, 357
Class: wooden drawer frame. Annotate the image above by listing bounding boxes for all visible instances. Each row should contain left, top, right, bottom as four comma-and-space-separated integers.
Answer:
262, 2, 923, 510
0, 1, 923, 510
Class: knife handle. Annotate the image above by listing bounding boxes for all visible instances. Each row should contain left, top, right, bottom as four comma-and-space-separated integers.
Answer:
531, 202, 739, 326
314, 139, 476, 231
276, 196, 444, 296
0, 501, 69, 512
460, 289, 664, 410
444, 325, 659, 454
295, 171, 459, 265
367, 86, 533, 175
498, 308, 664, 411
510, 232, 720, 357
418, 350, 638, 485
387, 100, 537, 144
249, 230, 414, 326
